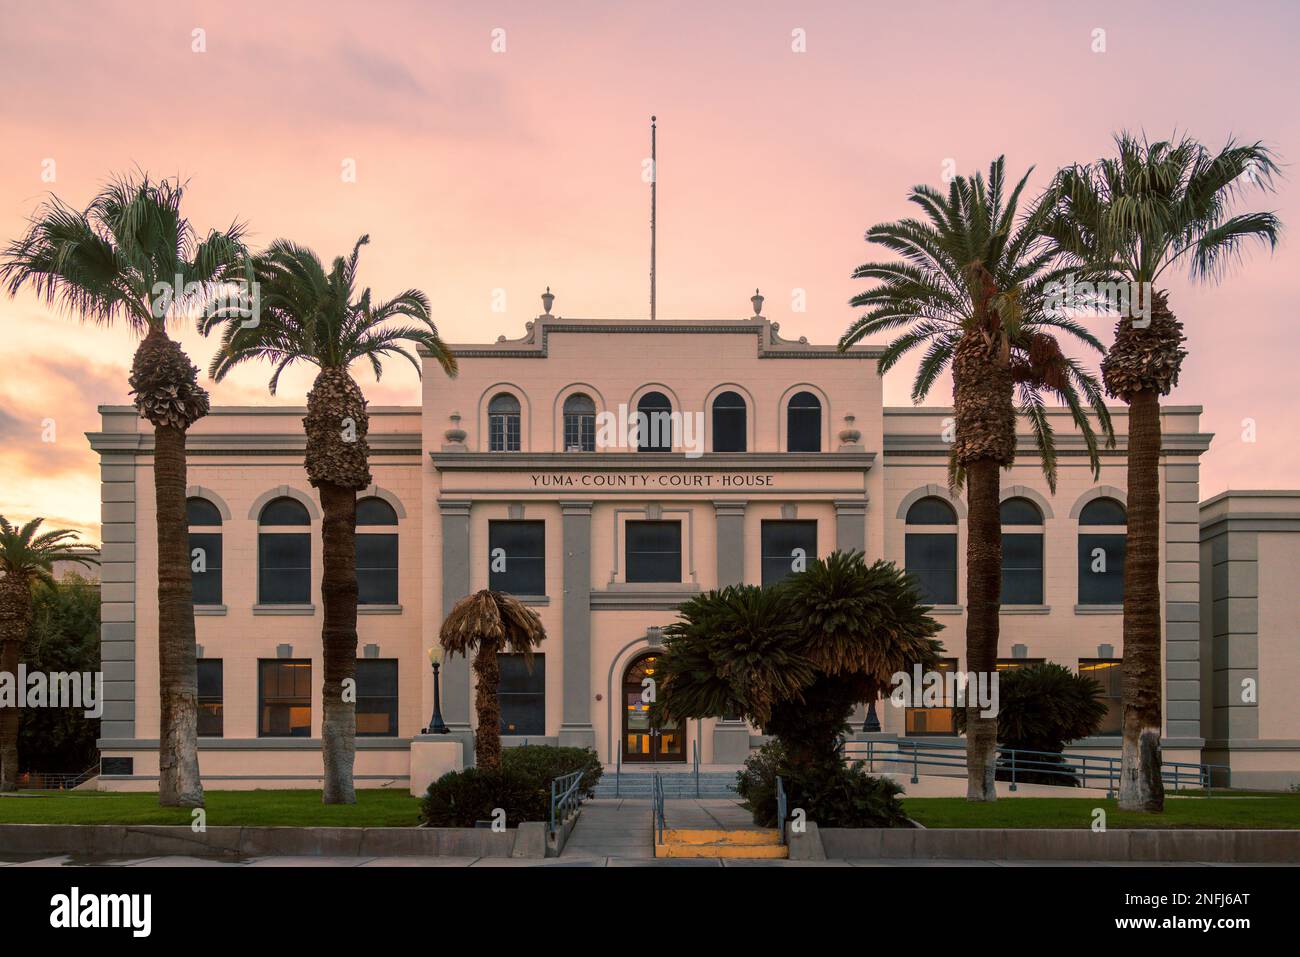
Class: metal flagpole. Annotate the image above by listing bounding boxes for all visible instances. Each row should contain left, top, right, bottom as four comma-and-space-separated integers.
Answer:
650, 115, 656, 320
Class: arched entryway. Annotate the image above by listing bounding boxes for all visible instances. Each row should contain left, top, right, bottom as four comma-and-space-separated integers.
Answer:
622, 653, 686, 763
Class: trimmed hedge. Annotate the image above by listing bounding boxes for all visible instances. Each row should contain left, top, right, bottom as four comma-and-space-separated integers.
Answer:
736, 740, 911, 829
501, 745, 603, 797
420, 745, 603, 828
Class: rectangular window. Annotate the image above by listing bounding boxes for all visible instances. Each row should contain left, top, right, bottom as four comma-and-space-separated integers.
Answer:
498, 653, 545, 735
1079, 658, 1123, 735
258, 659, 312, 737
488, 521, 546, 595
905, 657, 958, 734
625, 520, 682, 583
1000, 533, 1044, 604
761, 520, 817, 586
355, 659, 399, 736
1079, 533, 1125, 604
190, 532, 223, 605
356, 533, 399, 605
489, 414, 521, 452
197, 659, 223, 737
258, 532, 311, 604
905, 533, 958, 605
996, 658, 1046, 671
564, 413, 595, 452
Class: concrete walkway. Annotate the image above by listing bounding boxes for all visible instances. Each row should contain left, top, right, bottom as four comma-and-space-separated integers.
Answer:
560, 799, 654, 859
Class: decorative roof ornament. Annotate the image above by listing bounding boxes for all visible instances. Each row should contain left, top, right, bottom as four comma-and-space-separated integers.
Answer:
751, 288, 764, 317
541, 286, 555, 317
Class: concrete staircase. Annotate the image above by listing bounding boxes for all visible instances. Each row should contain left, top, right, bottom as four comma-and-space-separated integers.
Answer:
655, 827, 787, 859
593, 770, 738, 799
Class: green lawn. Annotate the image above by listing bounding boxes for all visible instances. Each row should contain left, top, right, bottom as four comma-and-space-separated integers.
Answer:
903, 793, 1300, 829
0, 789, 423, 827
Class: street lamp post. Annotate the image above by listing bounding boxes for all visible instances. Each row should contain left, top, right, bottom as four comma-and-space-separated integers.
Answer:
424, 645, 449, 735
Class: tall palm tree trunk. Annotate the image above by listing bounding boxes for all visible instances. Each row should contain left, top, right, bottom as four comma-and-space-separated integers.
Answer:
473, 641, 502, 771
319, 481, 358, 804
964, 457, 1001, 801
154, 422, 204, 807
0, 578, 28, 791
1119, 388, 1165, 812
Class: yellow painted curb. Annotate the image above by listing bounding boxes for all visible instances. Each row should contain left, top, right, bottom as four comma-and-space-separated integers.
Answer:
661, 828, 781, 846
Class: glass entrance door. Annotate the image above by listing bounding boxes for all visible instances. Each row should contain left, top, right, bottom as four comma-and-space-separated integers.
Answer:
622, 654, 685, 762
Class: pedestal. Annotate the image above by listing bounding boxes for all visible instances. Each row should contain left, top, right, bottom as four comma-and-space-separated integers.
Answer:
712, 721, 752, 764
409, 735, 465, 797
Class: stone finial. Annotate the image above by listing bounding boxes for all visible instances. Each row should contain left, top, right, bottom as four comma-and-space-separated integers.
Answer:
838, 414, 861, 445
444, 411, 467, 448
750, 288, 764, 317
541, 286, 555, 317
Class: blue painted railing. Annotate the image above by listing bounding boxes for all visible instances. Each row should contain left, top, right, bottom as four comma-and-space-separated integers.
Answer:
775, 775, 788, 845
548, 769, 584, 837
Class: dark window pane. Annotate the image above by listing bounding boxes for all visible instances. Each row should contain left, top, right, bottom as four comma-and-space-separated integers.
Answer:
636, 392, 673, 452
197, 659, 223, 737
1079, 533, 1125, 604
356, 497, 398, 526
761, 520, 817, 586
1079, 659, 1123, 735
259, 496, 310, 526
905, 533, 957, 604
488, 393, 520, 413
356, 533, 398, 605
259, 532, 311, 604
190, 532, 223, 605
999, 497, 1042, 525
489, 521, 546, 595
906, 496, 957, 525
1079, 498, 1126, 526
787, 391, 821, 452
1000, 533, 1043, 604
489, 413, 521, 451
626, 521, 681, 583
259, 660, 311, 737
186, 497, 222, 526
356, 659, 398, 737
712, 391, 747, 452
498, 654, 545, 735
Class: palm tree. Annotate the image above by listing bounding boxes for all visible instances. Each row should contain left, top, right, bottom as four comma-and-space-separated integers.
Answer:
1, 176, 246, 807
840, 157, 1114, 801
438, 590, 547, 771
201, 235, 456, 803
0, 518, 96, 790
656, 552, 944, 774
1044, 133, 1281, 812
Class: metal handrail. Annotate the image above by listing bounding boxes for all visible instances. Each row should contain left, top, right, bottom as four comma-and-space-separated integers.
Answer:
652, 772, 666, 845
839, 738, 1230, 795
692, 739, 700, 798
775, 775, 788, 845
615, 739, 622, 798
548, 769, 583, 837
17, 761, 100, 791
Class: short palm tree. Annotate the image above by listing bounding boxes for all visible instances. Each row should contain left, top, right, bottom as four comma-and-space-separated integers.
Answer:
1044, 133, 1281, 812
840, 157, 1114, 801
439, 590, 547, 771
656, 552, 944, 773
1, 175, 246, 807
0, 518, 96, 790
202, 235, 456, 803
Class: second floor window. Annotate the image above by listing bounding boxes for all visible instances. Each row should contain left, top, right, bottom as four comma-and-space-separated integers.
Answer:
489, 520, 546, 595
563, 393, 596, 451
258, 497, 311, 604
787, 391, 822, 452
1000, 497, 1044, 604
187, 496, 223, 605
625, 520, 681, 582
904, 496, 958, 605
636, 391, 673, 452
1078, 497, 1126, 605
488, 393, 521, 451
712, 390, 747, 452
356, 496, 398, 605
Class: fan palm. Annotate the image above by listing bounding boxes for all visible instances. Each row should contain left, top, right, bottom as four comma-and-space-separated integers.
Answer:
840, 157, 1114, 801
1, 175, 246, 807
0, 517, 96, 790
438, 590, 547, 770
201, 235, 456, 802
1044, 133, 1281, 812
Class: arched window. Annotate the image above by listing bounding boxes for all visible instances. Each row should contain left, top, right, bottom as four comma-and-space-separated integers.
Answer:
1078, 497, 1126, 605
635, 391, 673, 452
786, 391, 821, 452
904, 496, 957, 604
356, 496, 399, 606
187, 497, 223, 605
563, 393, 596, 452
712, 390, 747, 452
258, 496, 311, 605
488, 393, 521, 452
1000, 497, 1044, 604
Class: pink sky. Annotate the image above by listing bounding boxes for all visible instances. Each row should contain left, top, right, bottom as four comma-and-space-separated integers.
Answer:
2, 0, 1297, 541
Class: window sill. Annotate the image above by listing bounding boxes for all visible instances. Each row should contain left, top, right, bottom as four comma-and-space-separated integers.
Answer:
515, 595, 550, 607
194, 604, 228, 616
929, 604, 964, 615
1001, 605, 1050, 615
1074, 604, 1123, 615
253, 603, 317, 616
358, 604, 403, 615
605, 582, 696, 592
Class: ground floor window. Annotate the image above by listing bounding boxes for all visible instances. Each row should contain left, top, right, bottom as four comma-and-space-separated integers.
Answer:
996, 658, 1046, 672
498, 653, 544, 735
1079, 658, 1123, 735
904, 657, 958, 734
355, 659, 398, 736
760, 520, 817, 586
259, 659, 311, 737
625, 520, 681, 582
197, 659, 223, 737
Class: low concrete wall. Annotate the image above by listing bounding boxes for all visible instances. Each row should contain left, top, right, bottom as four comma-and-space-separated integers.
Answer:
0, 824, 532, 859
819, 827, 1300, 863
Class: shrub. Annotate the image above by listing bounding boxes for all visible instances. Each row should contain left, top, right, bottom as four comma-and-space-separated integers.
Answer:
501, 745, 603, 797
419, 767, 550, 828
736, 741, 910, 829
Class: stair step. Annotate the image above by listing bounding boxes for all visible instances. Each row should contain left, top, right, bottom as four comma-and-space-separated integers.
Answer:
662, 828, 779, 846
655, 841, 788, 859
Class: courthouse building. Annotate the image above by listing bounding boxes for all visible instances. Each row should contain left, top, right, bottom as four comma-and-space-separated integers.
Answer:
88, 294, 1299, 790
